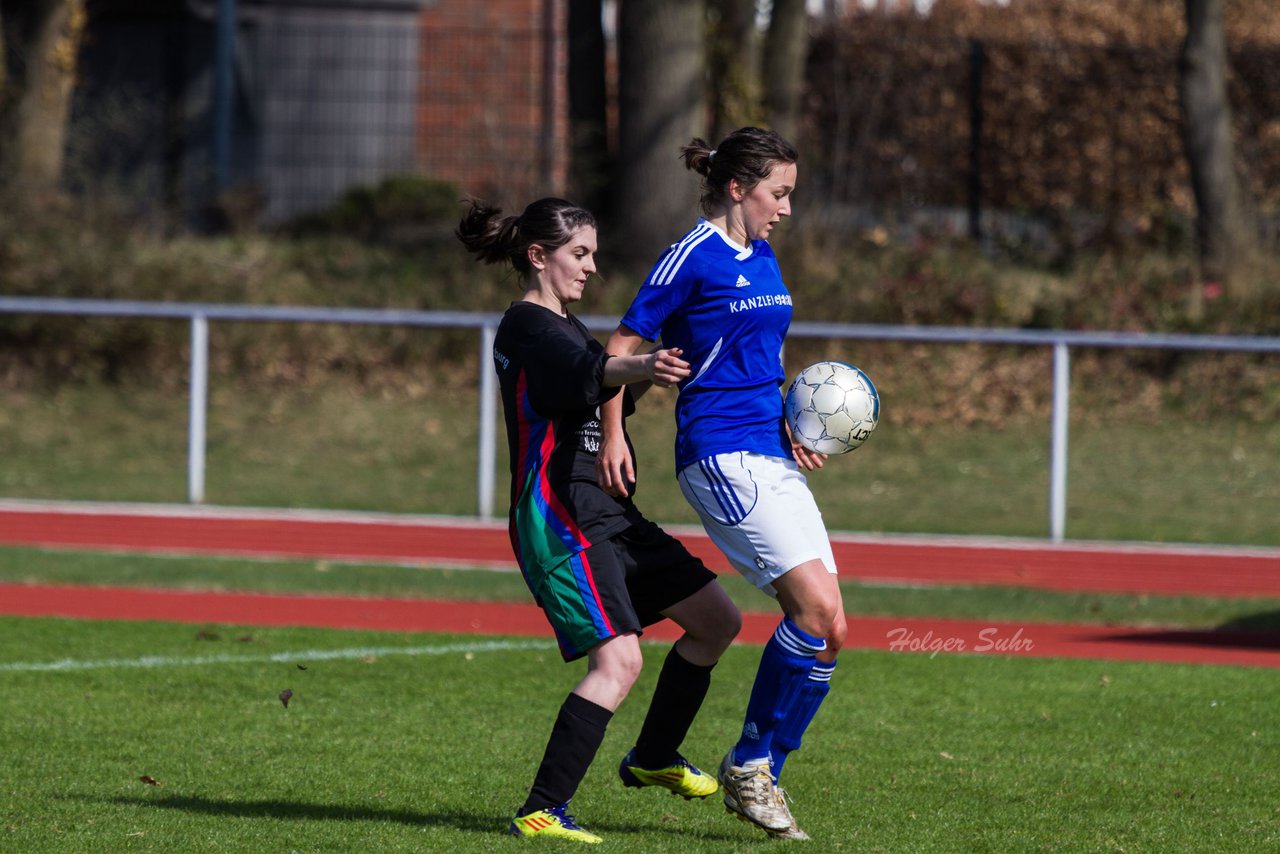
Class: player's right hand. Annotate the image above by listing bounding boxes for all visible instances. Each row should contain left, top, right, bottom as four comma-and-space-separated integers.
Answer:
645, 347, 689, 388
791, 441, 827, 471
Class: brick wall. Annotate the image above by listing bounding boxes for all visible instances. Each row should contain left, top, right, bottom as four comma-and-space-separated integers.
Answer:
417, 0, 568, 207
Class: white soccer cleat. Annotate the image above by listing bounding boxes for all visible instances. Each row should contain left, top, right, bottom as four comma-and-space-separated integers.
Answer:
717, 752, 792, 832
763, 787, 809, 841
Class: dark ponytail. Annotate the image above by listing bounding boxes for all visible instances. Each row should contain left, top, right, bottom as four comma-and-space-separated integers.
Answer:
680, 137, 715, 177
680, 127, 798, 216
456, 197, 596, 276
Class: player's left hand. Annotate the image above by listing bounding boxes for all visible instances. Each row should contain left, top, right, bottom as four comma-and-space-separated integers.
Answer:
792, 441, 827, 471
596, 430, 635, 497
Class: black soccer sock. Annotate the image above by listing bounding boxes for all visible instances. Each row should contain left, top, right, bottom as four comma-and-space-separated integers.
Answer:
631, 644, 715, 769
520, 692, 613, 816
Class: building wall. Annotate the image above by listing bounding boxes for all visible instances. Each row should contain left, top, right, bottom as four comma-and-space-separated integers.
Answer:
417, 0, 569, 206
247, 4, 422, 223
69, 0, 571, 225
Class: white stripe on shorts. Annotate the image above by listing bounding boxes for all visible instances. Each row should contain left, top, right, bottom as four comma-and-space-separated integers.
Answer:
678, 452, 838, 590
698, 455, 750, 524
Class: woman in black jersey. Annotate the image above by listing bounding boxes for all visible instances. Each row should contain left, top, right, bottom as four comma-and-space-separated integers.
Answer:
456, 197, 741, 844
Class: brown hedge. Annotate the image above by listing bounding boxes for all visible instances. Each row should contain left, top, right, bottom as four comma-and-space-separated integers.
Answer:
804, 1, 1280, 251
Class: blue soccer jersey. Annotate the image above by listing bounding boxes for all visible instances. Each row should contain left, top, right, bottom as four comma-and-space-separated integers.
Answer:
621, 219, 793, 471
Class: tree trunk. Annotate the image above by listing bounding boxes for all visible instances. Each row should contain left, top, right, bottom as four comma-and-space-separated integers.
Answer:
762, 0, 807, 145
707, 0, 760, 142
615, 0, 706, 273
0, 0, 86, 197
567, 0, 609, 214
1178, 0, 1252, 291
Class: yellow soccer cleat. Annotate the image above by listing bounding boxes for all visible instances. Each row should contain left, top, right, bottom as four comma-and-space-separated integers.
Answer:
618, 749, 719, 799
509, 803, 602, 844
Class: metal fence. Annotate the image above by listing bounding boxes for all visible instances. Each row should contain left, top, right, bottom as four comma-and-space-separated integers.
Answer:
68, 8, 1280, 247
68, 6, 555, 227
4, 296, 1280, 542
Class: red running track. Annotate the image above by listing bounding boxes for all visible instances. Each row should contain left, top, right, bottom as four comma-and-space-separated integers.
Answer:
2, 583, 1278, 668
1, 501, 1279, 598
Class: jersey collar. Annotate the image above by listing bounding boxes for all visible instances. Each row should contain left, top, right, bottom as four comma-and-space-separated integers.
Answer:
699, 218, 755, 261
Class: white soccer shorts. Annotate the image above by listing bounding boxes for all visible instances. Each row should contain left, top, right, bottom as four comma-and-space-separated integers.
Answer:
677, 451, 838, 591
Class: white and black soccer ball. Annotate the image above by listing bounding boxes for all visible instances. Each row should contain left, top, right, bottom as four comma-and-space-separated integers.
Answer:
784, 361, 880, 455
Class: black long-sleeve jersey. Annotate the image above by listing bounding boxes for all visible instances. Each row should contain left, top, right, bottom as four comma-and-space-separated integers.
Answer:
492, 301, 642, 575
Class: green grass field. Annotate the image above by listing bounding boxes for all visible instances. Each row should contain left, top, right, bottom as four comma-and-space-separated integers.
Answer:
3, 379, 1280, 546
3, 370, 1280, 850
2, 614, 1278, 853
2, 547, 1280, 851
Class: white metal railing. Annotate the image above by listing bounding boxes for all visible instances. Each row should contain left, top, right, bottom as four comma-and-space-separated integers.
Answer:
4, 296, 1280, 541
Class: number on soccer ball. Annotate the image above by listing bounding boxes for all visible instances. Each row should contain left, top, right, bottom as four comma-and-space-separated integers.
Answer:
784, 360, 880, 455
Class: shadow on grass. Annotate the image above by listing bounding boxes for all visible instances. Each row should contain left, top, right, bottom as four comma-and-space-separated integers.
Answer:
80, 793, 746, 841
1099, 623, 1280, 651
99, 793, 500, 832
1217, 610, 1280, 634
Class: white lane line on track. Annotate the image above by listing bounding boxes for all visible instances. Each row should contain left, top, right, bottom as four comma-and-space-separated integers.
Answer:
0, 638, 558, 673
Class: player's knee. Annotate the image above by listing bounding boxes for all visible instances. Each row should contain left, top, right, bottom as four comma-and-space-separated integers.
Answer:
826, 612, 848, 653
703, 601, 742, 654
610, 646, 644, 694
674, 583, 741, 656
598, 668, 641, 709
590, 639, 645, 698
791, 597, 840, 641
673, 603, 739, 666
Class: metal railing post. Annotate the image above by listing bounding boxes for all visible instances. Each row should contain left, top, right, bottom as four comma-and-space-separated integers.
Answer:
188, 314, 210, 504
4, 298, 1280, 539
477, 322, 498, 520
1048, 341, 1070, 542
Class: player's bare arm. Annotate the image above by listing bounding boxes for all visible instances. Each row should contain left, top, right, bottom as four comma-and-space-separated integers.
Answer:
597, 324, 651, 497
602, 346, 688, 389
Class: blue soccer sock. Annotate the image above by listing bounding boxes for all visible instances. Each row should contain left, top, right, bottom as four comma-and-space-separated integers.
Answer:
770, 659, 836, 782
732, 617, 826, 768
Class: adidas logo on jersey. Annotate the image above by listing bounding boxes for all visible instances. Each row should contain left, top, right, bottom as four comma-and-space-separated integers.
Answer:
735, 274, 751, 288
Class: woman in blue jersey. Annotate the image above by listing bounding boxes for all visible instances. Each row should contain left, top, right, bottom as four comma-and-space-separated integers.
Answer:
456, 197, 741, 845
598, 128, 841, 841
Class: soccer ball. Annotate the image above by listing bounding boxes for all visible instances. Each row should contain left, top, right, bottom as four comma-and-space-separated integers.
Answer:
784, 361, 880, 455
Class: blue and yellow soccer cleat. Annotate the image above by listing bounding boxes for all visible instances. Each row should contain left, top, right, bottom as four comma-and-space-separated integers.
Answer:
618, 748, 719, 799
509, 803, 602, 844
